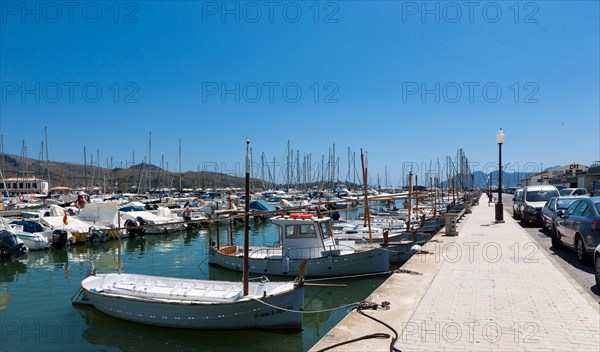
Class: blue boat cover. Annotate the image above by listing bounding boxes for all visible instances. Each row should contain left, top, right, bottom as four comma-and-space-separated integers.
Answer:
250, 200, 276, 212
11, 220, 43, 233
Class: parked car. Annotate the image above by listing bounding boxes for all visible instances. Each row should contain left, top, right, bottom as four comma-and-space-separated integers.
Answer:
553, 197, 600, 264
559, 188, 589, 197
512, 188, 523, 219
519, 185, 559, 225
541, 196, 579, 230
594, 244, 600, 287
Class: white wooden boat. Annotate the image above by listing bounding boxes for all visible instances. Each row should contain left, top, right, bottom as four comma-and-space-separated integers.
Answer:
79, 273, 303, 330
209, 214, 389, 277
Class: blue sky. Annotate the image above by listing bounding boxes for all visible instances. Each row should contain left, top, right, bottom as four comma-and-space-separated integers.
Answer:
1, 1, 599, 186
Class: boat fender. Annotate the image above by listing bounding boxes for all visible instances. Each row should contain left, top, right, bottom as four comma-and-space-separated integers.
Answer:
327, 254, 333, 270
263, 257, 269, 272
282, 251, 290, 274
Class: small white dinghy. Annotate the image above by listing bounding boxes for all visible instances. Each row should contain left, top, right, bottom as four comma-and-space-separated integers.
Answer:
78, 273, 304, 330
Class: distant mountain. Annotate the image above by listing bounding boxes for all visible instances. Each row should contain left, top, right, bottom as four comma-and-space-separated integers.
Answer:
472, 170, 534, 189
128, 163, 163, 170
0, 153, 272, 191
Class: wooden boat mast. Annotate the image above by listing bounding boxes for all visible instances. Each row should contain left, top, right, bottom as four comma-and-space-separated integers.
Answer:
243, 138, 251, 296
360, 149, 372, 243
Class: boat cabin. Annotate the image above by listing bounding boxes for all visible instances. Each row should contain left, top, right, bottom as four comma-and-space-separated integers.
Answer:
270, 214, 337, 259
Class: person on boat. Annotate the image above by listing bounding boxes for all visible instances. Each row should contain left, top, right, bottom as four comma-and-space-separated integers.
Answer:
76, 192, 86, 209
183, 207, 192, 221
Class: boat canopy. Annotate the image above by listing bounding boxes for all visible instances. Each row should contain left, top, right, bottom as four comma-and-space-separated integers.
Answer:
250, 200, 276, 212
10, 220, 43, 233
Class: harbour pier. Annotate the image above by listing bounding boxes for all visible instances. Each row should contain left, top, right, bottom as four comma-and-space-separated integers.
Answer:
310, 194, 600, 351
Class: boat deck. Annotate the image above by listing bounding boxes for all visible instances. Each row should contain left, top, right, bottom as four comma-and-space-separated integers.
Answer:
84, 274, 291, 303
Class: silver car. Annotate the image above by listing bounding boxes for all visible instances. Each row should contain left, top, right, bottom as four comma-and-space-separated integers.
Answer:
553, 197, 600, 264
559, 188, 589, 197
541, 196, 579, 231
520, 185, 559, 226
512, 188, 523, 219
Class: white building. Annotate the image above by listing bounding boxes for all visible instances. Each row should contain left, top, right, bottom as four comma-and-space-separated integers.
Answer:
520, 162, 600, 192
1, 177, 49, 195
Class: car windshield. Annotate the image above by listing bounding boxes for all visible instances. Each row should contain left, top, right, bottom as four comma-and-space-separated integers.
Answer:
526, 190, 558, 202
559, 189, 573, 196
556, 199, 577, 209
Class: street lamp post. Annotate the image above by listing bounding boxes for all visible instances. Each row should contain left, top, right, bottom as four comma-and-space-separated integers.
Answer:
495, 128, 505, 223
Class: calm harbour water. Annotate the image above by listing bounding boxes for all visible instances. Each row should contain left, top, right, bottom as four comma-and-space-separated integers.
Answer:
0, 212, 396, 352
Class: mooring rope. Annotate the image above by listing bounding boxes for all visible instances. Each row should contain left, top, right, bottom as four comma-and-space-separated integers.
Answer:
250, 297, 362, 314
304, 271, 394, 282
314, 301, 401, 352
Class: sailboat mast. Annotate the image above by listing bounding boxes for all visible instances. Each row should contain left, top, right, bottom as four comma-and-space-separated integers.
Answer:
243, 139, 251, 296
148, 132, 152, 192
44, 127, 50, 190
84, 146, 87, 190
261, 152, 265, 189
286, 141, 290, 192
360, 150, 372, 243
178, 138, 182, 192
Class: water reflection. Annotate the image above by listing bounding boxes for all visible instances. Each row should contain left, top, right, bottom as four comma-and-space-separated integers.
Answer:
75, 305, 303, 352
0, 259, 27, 283
0, 210, 398, 351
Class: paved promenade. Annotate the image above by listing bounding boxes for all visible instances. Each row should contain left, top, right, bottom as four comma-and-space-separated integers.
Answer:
310, 195, 600, 351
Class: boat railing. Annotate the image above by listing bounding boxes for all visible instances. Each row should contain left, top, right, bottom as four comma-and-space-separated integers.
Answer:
249, 242, 365, 259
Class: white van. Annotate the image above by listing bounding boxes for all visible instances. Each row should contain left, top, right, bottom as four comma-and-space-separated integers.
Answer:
519, 185, 559, 225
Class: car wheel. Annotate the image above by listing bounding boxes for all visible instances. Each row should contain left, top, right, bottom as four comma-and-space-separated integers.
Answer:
575, 235, 591, 265
595, 255, 600, 287
551, 227, 562, 248
541, 220, 547, 231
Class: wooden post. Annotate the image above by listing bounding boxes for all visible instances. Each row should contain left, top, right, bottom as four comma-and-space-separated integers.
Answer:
117, 211, 122, 274
243, 139, 251, 296
407, 171, 412, 231
360, 150, 372, 244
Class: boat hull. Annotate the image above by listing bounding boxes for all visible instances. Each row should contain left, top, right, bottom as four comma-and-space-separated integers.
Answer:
209, 245, 389, 277
17, 235, 49, 250
80, 274, 304, 330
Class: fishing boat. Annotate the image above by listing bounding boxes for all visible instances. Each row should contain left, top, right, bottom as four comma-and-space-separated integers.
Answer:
77, 273, 304, 329
209, 213, 390, 277
74, 139, 305, 330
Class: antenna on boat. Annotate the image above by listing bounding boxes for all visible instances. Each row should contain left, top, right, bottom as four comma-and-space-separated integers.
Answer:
243, 138, 251, 296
